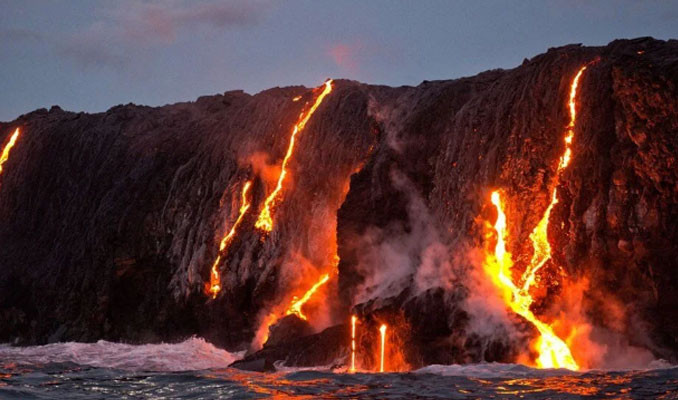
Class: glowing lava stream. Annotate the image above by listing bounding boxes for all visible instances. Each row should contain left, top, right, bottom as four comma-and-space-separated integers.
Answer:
379, 324, 387, 372
350, 315, 357, 373
519, 66, 587, 294
483, 67, 588, 370
255, 80, 333, 232
488, 192, 578, 370
207, 180, 253, 298
0, 128, 21, 177
285, 273, 330, 320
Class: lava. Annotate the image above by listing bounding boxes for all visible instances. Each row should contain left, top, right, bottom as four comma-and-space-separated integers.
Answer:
483, 66, 588, 370
488, 192, 578, 370
207, 180, 253, 298
0, 128, 21, 178
519, 66, 587, 293
285, 273, 330, 320
255, 80, 333, 232
350, 315, 357, 373
379, 324, 387, 372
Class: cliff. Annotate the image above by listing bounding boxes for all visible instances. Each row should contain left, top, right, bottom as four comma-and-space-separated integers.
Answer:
1, 37, 676, 369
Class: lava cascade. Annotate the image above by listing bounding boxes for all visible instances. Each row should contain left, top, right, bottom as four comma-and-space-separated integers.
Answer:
206, 180, 253, 298
0, 128, 21, 178
379, 324, 387, 372
350, 315, 357, 372
255, 80, 333, 232
487, 192, 578, 370
285, 273, 330, 320
483, 66, 588, 370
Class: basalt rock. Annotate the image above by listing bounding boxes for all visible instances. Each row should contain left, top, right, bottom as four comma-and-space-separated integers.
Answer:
0, 38, 677, 367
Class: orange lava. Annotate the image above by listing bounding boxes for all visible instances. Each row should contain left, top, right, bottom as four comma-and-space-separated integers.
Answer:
207, 180, 253, 298
285, 273, 330, 320
487, 192, 578, 370
379, 324, 387, 372
350, 315, 357, 372
519, 66, 586, 293
0, 128, 21, 177
482, 66, 588, 370
255, 80, 333, 232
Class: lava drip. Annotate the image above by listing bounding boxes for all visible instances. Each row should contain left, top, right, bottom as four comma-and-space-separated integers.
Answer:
350, 315, 357, 372
255, 79, 333, 232
483, 66, 588, 370
379, 324, 387, 373
0, 128, 21, 178
206, 180, 253, 298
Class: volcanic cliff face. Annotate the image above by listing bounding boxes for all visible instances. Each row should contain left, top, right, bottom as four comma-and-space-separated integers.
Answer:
0, 38, 676, 369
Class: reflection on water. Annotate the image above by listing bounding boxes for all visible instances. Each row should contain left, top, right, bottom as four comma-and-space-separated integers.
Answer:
1, 362, 677, 399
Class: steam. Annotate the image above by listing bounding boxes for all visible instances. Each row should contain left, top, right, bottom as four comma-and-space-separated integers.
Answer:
352, 169, 457, 304
463, 247, 522, 345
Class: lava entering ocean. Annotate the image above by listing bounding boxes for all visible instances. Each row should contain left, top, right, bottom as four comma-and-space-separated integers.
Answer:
206, 180, 253, 298
482, 66, 588, 370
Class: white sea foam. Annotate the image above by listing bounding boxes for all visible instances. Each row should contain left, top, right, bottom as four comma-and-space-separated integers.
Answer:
414, 362, 578, 378
415, 360, 677, 378
0, 337, 242, 372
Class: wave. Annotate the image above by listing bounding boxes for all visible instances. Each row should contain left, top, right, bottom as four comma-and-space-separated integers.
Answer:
0, 337, 242, 372
414, 360, 676, 378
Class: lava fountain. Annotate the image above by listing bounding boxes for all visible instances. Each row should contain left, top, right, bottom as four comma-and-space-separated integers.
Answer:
255, 80, 333, 232
206, 180, 253, 298
0, 128, 21, 178
483, 66, 588, 370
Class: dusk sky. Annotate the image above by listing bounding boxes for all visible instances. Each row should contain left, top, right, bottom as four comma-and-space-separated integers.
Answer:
1, 0, 676, 121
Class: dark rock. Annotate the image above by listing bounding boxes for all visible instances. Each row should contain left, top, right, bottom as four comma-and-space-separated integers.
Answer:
265, 315, 313, 348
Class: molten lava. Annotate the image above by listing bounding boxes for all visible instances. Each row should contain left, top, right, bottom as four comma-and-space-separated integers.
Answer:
379, 324, 387, 373
0, 128, 21, 177
285, 273, 330, 320
350, 315, 357, 373
519, 66, 587, 293
487, 192, 578, 370
207, 180, 253, 298
255, 80, 333, 232
482, 66, 588, 370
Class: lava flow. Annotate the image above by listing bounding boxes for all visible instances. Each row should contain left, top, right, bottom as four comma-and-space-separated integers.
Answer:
255, 80, 333, 232
0, 128, 21, 177
285, 273, 330, 320
519, 66, 587, 294
487, 192, 578, 370
483, 66, 588, 370
350, 315, 357, 373
207, 180, 253, 298
379, 324, 387, 372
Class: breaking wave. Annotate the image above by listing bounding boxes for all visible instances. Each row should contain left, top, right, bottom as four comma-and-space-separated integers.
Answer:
0, 337, 242, 372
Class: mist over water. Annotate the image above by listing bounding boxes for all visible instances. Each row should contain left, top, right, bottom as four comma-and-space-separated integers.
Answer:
1, 340, 676, 399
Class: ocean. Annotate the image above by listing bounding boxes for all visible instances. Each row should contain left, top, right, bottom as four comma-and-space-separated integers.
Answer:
1, 338, 676, 399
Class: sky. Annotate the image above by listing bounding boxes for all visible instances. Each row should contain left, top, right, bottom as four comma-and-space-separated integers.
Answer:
1, 0, 677, 121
